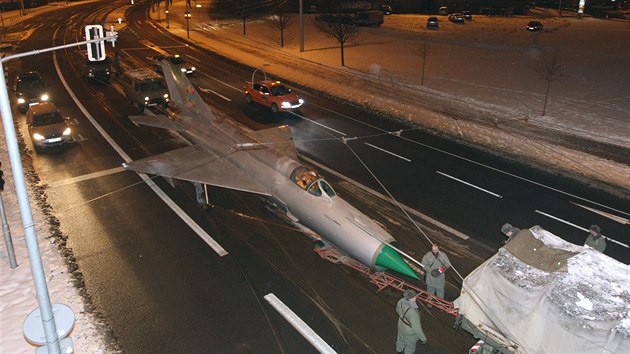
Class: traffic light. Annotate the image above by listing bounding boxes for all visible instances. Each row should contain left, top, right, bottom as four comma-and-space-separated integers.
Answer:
0, 162, 4, 191
85, 25, 106, 62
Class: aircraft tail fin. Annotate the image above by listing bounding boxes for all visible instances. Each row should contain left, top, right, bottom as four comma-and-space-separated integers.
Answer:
159, 61, 216, 123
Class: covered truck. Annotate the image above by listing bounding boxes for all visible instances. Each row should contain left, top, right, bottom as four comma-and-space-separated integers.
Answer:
454, 226, 629, 353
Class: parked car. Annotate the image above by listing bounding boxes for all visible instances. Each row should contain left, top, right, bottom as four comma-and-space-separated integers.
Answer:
438, 6, 448, 15
151, 54, 196, 76
463, 10, 472, 20
449, 13, 465, 23
26, 102, 72, 152
120, 68, 169, 113
427, 16, 439, 29
244, 80, 303, 113
526, 20, 543, 31
381, 4, 392, 15
13, 71, 49, 114
83, 55, 111, 83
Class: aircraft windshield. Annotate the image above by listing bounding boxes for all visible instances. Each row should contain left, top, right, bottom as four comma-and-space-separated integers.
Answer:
290, 167, 336, 197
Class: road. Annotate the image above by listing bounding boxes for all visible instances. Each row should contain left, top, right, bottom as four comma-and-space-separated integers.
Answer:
3, 0, 628, 352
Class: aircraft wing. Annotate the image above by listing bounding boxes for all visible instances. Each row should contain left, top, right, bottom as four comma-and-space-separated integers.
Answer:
129, 115, 183, 131
247, 125, 297, 160
123, 145, 271, 196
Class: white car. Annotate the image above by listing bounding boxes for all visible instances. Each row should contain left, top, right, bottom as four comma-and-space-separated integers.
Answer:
27, 103, 72, 151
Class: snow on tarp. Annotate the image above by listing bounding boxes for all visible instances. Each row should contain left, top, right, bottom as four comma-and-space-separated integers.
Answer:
454, 226, 630, 354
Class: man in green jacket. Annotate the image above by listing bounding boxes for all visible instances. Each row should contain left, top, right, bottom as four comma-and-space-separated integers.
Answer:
421, 244, 451, 299
584, 224, 606, 253
396, 290, 427, 354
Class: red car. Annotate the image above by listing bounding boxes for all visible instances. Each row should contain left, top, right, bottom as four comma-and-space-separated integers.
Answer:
244, 80, 304, 113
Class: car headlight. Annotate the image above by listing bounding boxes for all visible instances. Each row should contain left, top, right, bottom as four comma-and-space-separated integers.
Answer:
191, 67, 196, 71
298, 99, 304, 104
144, 96, 150, 101
33, 133, 45, 141
163, 93, 169, 99
41, 94, 49, 101
181, 68, 186, 73
281, 102, 291, 108
17, 98, 25, 104
63, 127, 71, 136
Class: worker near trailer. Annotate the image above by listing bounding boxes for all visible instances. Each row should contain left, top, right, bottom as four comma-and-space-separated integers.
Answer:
501, 223, 521, 244
421, 244, 451, 299
395, 289, 427, 354
584, 224, 606, 253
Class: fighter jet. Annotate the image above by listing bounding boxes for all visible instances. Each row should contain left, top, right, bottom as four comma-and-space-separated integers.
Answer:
122, 61, 419, 280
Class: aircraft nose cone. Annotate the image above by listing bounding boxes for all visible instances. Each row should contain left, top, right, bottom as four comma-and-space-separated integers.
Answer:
375, 245, 419, 280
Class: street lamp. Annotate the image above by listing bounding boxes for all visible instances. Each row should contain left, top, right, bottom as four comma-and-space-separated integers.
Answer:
185, 0, 191, 39
185, 11, 191, 38
165, 9, 169, 28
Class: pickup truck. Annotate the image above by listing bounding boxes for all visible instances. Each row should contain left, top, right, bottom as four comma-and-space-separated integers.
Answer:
244, 80, 304, 113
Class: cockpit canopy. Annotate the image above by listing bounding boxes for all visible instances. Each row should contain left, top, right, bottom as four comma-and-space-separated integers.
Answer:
290, 167, 336, 198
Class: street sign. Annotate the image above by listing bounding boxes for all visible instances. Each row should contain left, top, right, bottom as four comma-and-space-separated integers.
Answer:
85, 25, 105, 61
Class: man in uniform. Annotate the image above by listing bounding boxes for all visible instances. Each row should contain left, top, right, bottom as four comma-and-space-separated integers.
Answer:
421, 244, 451, 299
501, 223, 521, 244
584, 224, 606, 253
396, 289, 427, 354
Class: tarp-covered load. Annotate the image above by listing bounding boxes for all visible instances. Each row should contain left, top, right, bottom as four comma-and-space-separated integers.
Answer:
454, 226, 630, 354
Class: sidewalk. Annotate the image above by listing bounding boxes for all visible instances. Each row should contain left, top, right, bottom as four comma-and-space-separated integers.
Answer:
153, 2, 630, 193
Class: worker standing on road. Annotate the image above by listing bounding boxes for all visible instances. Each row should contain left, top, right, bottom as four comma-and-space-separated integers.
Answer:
421, 244, 450, 300
584, 224, 606, 253
501, 223, 521, 244
396, 289, 427, 354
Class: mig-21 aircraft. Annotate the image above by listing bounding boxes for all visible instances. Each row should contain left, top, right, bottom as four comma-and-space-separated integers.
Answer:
122, 60, 419, 280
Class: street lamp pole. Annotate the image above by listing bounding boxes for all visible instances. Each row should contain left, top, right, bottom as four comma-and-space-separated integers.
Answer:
165, 8, 169, 28
185, 0, 191, 39
299, 0, 304, 52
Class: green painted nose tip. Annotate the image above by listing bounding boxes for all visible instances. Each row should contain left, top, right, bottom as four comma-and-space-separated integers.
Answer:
375, 245, 419, 280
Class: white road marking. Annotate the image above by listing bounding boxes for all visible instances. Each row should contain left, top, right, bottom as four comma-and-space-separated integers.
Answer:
571, 202, 630, 225
74, 134, 88, 142
47, 167, 126, 188
53, 36, 228, 257
534, 209, 629, 248
264, 293, 337, 354
364, 142, 411, 162
437, 171, 502, 198
198, 87, 231, 101
290, 111, 347, 136
186, 54, 201, 63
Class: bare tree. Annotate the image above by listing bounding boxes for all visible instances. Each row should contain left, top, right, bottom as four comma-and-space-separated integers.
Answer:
414, 32, 434, 86
313, 16, 360, 66
536, 48, 563, 116
265, 7, 294, 47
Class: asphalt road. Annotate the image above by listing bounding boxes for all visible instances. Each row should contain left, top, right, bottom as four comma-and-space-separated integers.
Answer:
4, 0, 628, 353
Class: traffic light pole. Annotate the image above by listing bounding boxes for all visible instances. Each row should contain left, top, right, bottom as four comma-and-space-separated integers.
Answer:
0, 33, 116, 354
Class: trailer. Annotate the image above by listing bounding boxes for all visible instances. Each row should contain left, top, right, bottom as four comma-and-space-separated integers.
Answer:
454, 226, 630, 353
